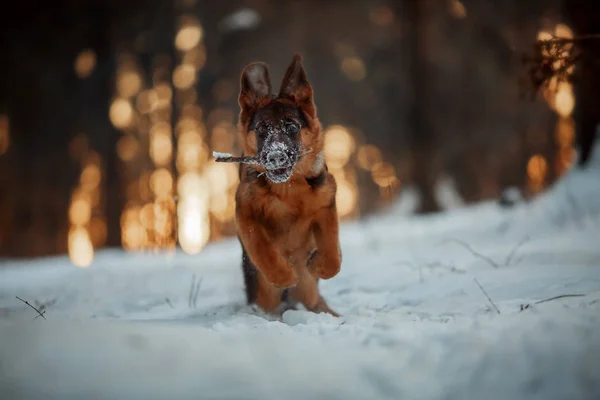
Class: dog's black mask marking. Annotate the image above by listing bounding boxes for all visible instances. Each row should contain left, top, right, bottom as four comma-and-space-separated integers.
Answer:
250, 102, 307, 183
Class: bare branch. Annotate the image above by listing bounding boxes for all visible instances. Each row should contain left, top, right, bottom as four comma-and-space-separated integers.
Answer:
534, 293, 585, 305
16, 296, 47, 320
521, 33, 600, 100
213, 152, 260, 165
474, 278, 501, 315
438, 239, 499, 268
540, 34, 600, 45
33, 311, 46, 320
519, 293, 586, 312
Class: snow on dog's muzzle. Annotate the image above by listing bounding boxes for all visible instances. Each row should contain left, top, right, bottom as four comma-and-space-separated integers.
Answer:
261, 140, 298, 183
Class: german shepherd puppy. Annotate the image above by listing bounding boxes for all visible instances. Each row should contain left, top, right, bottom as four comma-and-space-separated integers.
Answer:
235, 54, 341, 316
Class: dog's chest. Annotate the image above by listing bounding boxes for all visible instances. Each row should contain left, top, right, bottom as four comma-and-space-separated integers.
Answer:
260, 189, 317, 239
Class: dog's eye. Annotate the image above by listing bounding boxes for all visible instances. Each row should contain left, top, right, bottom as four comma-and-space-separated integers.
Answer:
254, 124, 267, 136
286, 122, 299, 135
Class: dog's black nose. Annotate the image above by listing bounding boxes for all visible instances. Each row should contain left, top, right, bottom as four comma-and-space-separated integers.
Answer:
266, 151, 289, 169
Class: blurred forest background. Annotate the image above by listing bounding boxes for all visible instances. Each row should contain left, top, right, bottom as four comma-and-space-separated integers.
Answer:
0, 0, 598, 265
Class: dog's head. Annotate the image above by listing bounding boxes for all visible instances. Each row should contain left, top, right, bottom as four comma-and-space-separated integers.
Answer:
237, 54, 323, 184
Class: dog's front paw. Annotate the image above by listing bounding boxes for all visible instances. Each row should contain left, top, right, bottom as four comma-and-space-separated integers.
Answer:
267, 267, 298, 288
307, 250, 340, 280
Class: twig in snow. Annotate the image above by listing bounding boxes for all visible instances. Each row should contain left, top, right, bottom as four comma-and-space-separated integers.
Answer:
439, 239, 499, 268
165, 298, 174, 309
504, 236, 530, 266
535, 293, 586, 305
189, 275, 196, 308
519, 293, 586, 312
473, 278, 501, 314
16, 296, 47, 320
188, 274, 203, 309
192, 278, 203, 308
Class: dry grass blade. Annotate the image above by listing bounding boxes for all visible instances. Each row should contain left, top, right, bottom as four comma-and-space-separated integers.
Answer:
16, 296, 47, 320
438, 238, 499, 268
474, 278, 501, 315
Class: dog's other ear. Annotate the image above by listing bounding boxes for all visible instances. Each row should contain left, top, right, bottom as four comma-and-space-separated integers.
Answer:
279, 53, 316, 118
239, 62, 272, 116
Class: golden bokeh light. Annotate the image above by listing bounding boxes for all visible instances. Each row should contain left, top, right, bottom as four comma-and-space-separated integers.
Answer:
80, 163, 102, 191
155, 83, 173, 109
74, 49, 97, 79
177, 172, 203, 197
336, 179, 358, 218
136, 89, 159, 114
121, 205, 147, 250
554, 23, 573, 39
356, 144, 383, 171
211, 122, 235, 152
177, 171, 210, 253
69, 198, 92, 226
181, 104, 205, 120
183, 46, 207, 69
117, 135, 139, 161
0, 114, 9, 155
177, 131, 208, 171
554, 81, 575, 118
175, 88, 198, 106
211, 192, 236, 222
68, 226, 94, 268
153, 200, 174, 238
109, 98, 134, 129
173, 64, 197, 90
537, 30, 552, 42
68, 150, 103, 266
117, 71, 142, 98
527, 154, 548, 191
205, 163, 233, 193
324, 125, 356, 168
555, 118, 575, 147
341, 57, 367, 82
123, 220, 147, 250
140, 202, 155, 230
178, 194, 210, 254
150, 126, 173, 167
369, 4, 394, 27
449, 0, 467, 19
371, 162, 398, 188
175, 24, 203, 52
176, 117, 199, 136
150, 168, 174, 197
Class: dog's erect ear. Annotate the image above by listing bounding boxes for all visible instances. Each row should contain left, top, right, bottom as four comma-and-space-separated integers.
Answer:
279, 54, 316, 118
239, 62, 272, 114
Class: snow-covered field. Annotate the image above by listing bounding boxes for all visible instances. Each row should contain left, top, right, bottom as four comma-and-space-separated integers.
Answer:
1, 149, 600, 400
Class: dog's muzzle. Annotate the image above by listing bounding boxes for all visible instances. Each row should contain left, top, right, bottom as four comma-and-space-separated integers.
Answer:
265, 150, 291, 170
261, 142, 297, 183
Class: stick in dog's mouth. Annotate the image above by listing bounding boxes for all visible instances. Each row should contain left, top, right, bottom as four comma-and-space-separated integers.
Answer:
213, 151, 260, 165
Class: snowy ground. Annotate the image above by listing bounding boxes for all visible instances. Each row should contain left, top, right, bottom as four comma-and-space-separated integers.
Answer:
1, 151, 600, 400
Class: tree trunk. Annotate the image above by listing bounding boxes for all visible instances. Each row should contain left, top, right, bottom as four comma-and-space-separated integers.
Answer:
406, 0, 441, 213
563, 0, 600, 166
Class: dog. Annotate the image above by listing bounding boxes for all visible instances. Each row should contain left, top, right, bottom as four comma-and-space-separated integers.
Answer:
235, 54, 341, 316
